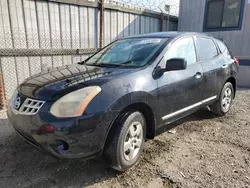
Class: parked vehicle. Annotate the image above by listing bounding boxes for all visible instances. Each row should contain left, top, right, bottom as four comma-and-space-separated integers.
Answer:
7, 32, 238, 171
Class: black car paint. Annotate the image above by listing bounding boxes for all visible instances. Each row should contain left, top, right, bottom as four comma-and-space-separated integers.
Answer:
7, 32, 237, 159
193, 36, 236, 101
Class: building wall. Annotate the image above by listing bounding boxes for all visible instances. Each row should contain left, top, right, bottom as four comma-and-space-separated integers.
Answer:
178, 0, 250, 87
0, 0, 178, 103
178, 0, 250, 59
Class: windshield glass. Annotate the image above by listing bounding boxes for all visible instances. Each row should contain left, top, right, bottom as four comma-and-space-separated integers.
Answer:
85, 38, 168, 67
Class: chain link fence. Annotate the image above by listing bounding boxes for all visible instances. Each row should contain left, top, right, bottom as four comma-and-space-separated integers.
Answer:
0, 0, 178, 109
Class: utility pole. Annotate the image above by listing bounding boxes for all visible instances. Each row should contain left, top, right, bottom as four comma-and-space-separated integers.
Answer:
99, 0, 104, 48
165, 4, 170, 31
158, 6, 164, 31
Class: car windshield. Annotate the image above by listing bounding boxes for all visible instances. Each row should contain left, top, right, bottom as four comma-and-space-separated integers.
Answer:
84, 38, 168, 67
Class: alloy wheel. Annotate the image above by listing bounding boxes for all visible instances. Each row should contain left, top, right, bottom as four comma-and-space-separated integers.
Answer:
123, 121, 143, 161
221, 87, 232, 112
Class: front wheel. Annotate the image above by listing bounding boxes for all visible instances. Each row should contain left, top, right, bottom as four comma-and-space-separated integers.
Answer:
104, 111, 146, 172
211, 82, 234, 116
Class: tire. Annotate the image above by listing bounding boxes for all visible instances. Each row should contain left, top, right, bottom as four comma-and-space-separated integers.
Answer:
211, 82, 234, 116
104, 110, 146, 172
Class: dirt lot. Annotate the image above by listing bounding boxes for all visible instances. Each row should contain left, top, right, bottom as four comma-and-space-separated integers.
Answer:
0, 90, 249, 188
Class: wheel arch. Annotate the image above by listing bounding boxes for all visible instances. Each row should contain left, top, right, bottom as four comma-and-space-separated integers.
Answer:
103, 102, 157, 152
122, 102, 156, 139
225, 77, 236, 98
102, 90, 160, 153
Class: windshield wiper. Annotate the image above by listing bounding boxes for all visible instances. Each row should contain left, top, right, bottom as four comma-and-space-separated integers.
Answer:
92, 63, 123, 67
120, 60, 133, 65
78, 60, 86, 65
87, 61, 134, 68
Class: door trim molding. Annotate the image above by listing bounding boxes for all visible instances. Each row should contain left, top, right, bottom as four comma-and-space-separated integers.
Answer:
162, 96, 217, 120
202, 96, 217, 103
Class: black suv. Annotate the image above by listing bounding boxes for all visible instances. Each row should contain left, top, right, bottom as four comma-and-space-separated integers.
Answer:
8, 32, 238, 171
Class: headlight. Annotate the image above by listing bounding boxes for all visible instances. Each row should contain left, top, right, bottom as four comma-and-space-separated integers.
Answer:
50, 86, 102, 118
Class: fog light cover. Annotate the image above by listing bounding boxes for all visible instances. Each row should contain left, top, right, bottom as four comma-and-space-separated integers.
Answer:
36, 124, 55, 135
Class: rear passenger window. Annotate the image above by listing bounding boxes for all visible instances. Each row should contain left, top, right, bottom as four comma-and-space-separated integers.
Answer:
197, 37, 218, 61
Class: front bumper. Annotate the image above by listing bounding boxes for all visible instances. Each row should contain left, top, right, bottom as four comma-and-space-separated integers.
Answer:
7, 105, 117, 159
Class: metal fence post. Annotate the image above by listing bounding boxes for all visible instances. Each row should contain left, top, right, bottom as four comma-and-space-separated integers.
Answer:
160, 12, 164, 31
0, 59, 6, 109
167, 13, 170, 31
99, 0, 105, 48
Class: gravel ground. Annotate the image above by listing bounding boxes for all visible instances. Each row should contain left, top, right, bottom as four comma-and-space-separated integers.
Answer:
0, 90, 249, 188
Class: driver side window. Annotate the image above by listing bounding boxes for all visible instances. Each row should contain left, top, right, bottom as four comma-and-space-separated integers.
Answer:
160, 37, 197, 68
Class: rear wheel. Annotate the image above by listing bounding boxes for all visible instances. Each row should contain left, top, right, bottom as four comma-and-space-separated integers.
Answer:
104, 111, 146, 172
211, 82, 234, 116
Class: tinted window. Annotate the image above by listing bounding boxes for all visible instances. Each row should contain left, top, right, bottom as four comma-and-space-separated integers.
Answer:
197, 37, 218, 61
206, 0, 224, 28
205, 0, 243, 30
222, 0, 242, 27
161, 37, 197, 67
215, 39, 227, 53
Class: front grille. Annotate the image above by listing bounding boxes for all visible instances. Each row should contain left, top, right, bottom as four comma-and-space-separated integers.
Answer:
16, 98, 45, 115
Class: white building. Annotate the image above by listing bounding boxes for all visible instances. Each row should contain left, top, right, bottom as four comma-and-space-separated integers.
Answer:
178, 0, 250, 87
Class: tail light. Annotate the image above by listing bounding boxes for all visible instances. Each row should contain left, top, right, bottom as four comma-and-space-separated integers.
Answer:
234, 56, 239, 65
36, 124, 55, 135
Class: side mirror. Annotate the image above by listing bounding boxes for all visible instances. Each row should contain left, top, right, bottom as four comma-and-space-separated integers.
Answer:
166, 58, 187, 71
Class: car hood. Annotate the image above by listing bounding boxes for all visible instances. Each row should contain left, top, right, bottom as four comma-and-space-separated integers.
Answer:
18, 63, 136, 101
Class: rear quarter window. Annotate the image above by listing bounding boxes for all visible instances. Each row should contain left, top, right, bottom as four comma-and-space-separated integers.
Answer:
215, 39, 230, 55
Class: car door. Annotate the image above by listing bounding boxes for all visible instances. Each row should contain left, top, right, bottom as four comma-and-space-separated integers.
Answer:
214, 38, 236, 83
194, 36, 227, 101
156, 36, 204, 123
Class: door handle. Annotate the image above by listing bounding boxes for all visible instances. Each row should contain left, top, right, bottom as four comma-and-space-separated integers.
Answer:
222, 64, 228, 69
194, 72, 203, 79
